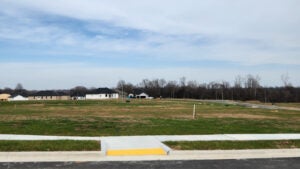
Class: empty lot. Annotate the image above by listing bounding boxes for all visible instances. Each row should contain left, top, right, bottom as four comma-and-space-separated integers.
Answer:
0, 99, 299, 136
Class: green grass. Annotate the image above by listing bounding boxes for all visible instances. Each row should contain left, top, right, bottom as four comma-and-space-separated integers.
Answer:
165, 140, 300, 150
0, 140, 100, 151
0, 99, 299, 136
0, 118, 298, 136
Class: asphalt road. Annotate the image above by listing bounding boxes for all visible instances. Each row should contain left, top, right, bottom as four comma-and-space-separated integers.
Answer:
1, 158, 300, 169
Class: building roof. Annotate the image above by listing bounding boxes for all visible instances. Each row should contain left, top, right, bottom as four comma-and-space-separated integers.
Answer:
132, 88, 146, 95
0, 93, 11, 100
136, 92, 149, 96
10, 94, 28, 98
87, 88, 117, 94
31, 91, 68, 96
70, 93, 86, 97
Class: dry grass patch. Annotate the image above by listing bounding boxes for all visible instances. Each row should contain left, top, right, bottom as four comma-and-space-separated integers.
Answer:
201, 113, 280, 120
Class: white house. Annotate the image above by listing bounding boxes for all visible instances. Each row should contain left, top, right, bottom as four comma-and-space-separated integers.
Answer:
136, 92, 150, 99
129, 89, 152, 99
86, 88, 119, 100
8, 95, 28, 101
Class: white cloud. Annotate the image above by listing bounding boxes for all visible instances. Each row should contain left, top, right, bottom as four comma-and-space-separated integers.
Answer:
0, 0, 300, 88
1, 1, 299, 63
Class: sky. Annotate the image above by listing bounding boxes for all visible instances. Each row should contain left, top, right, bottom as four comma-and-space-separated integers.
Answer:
0, 0, 300, 90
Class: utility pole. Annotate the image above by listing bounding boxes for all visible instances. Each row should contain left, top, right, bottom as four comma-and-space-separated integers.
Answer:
122, 83, 124, 102
221, 89, 224, 102
264, 88, 267, 104
193, 104, 196, 119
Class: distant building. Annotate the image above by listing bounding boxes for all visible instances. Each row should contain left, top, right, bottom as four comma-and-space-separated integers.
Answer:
128, 89, 152, 99
70, 90, 86, 100
86, 88, 119, 100
136, 92, 150, 99
71, 94, 86, 100
0, 93, 11, 101
128, 93, 134, 98
28, 91, 70, 100
8, 94, 28, 101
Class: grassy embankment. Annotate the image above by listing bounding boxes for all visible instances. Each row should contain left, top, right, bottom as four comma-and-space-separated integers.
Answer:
0, 140, 100, 151
165, 140, 300, 150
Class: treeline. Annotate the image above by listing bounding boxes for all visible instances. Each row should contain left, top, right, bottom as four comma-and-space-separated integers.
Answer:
1, 74, 299, 102
116, 75, 300, 103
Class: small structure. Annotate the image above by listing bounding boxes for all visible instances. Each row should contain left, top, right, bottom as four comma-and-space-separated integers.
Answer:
71, 94, 86, 100
0, 93, 11, 101
86, 88, 119, 100
128, 89, 152, 99
28, 91, 70, 100
136, 92, 150, 99
128, 93, 135, 98
8, 95, 28, 101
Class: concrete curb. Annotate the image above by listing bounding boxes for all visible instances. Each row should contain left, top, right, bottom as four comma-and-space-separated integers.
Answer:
0, 149, 300, 162
1, 134, 300, 142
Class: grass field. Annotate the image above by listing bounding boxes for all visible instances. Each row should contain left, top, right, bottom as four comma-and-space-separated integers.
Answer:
165, 140, 300, 150
276, 103, 300, 108
0, 99, 299, 136
0, 140, 100, 151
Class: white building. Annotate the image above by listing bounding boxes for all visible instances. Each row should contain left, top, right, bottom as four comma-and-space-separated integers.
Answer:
86, 88, 119, 100
71, 95, 86, 100
8, 95, 28, 101
128, 90, 153, 99
136, 92, 150, 99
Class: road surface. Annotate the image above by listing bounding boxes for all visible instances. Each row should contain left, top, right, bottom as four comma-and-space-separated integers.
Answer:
1, 158, 299, 169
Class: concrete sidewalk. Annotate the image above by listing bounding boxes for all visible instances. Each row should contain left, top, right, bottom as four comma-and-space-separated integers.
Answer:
0, 134, 101, 141
1, 134, 300, 156
155, 134, 300, 141
1, 134, 300, 141
0, 149, 300, 162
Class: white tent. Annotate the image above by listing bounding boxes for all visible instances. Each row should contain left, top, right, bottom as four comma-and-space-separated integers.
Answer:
8, 95, 28, 101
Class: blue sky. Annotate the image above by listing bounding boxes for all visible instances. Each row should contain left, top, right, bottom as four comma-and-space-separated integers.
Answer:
0, 0, 300, 89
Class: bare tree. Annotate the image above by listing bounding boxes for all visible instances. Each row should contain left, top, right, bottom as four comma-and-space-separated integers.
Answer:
15, 83, 23, 91
234, 75, 244, 88
281, 73, 292, 87
165, 81, 177, 98
117, 80, 134, 97
117, 80, 126, 90
3, 87, 13, 94
158, 79, 166, 88
179, 77, 186, 87
178, 77, 187, 98
71, 86, 87, 98
245, 74, 261, 99
234, 75, 244, 100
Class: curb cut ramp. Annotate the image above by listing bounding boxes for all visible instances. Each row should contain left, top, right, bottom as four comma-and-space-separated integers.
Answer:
101, 136, 171, 156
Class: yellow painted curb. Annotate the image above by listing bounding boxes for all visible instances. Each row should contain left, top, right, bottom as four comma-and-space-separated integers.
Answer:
107, 148, 167, 156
